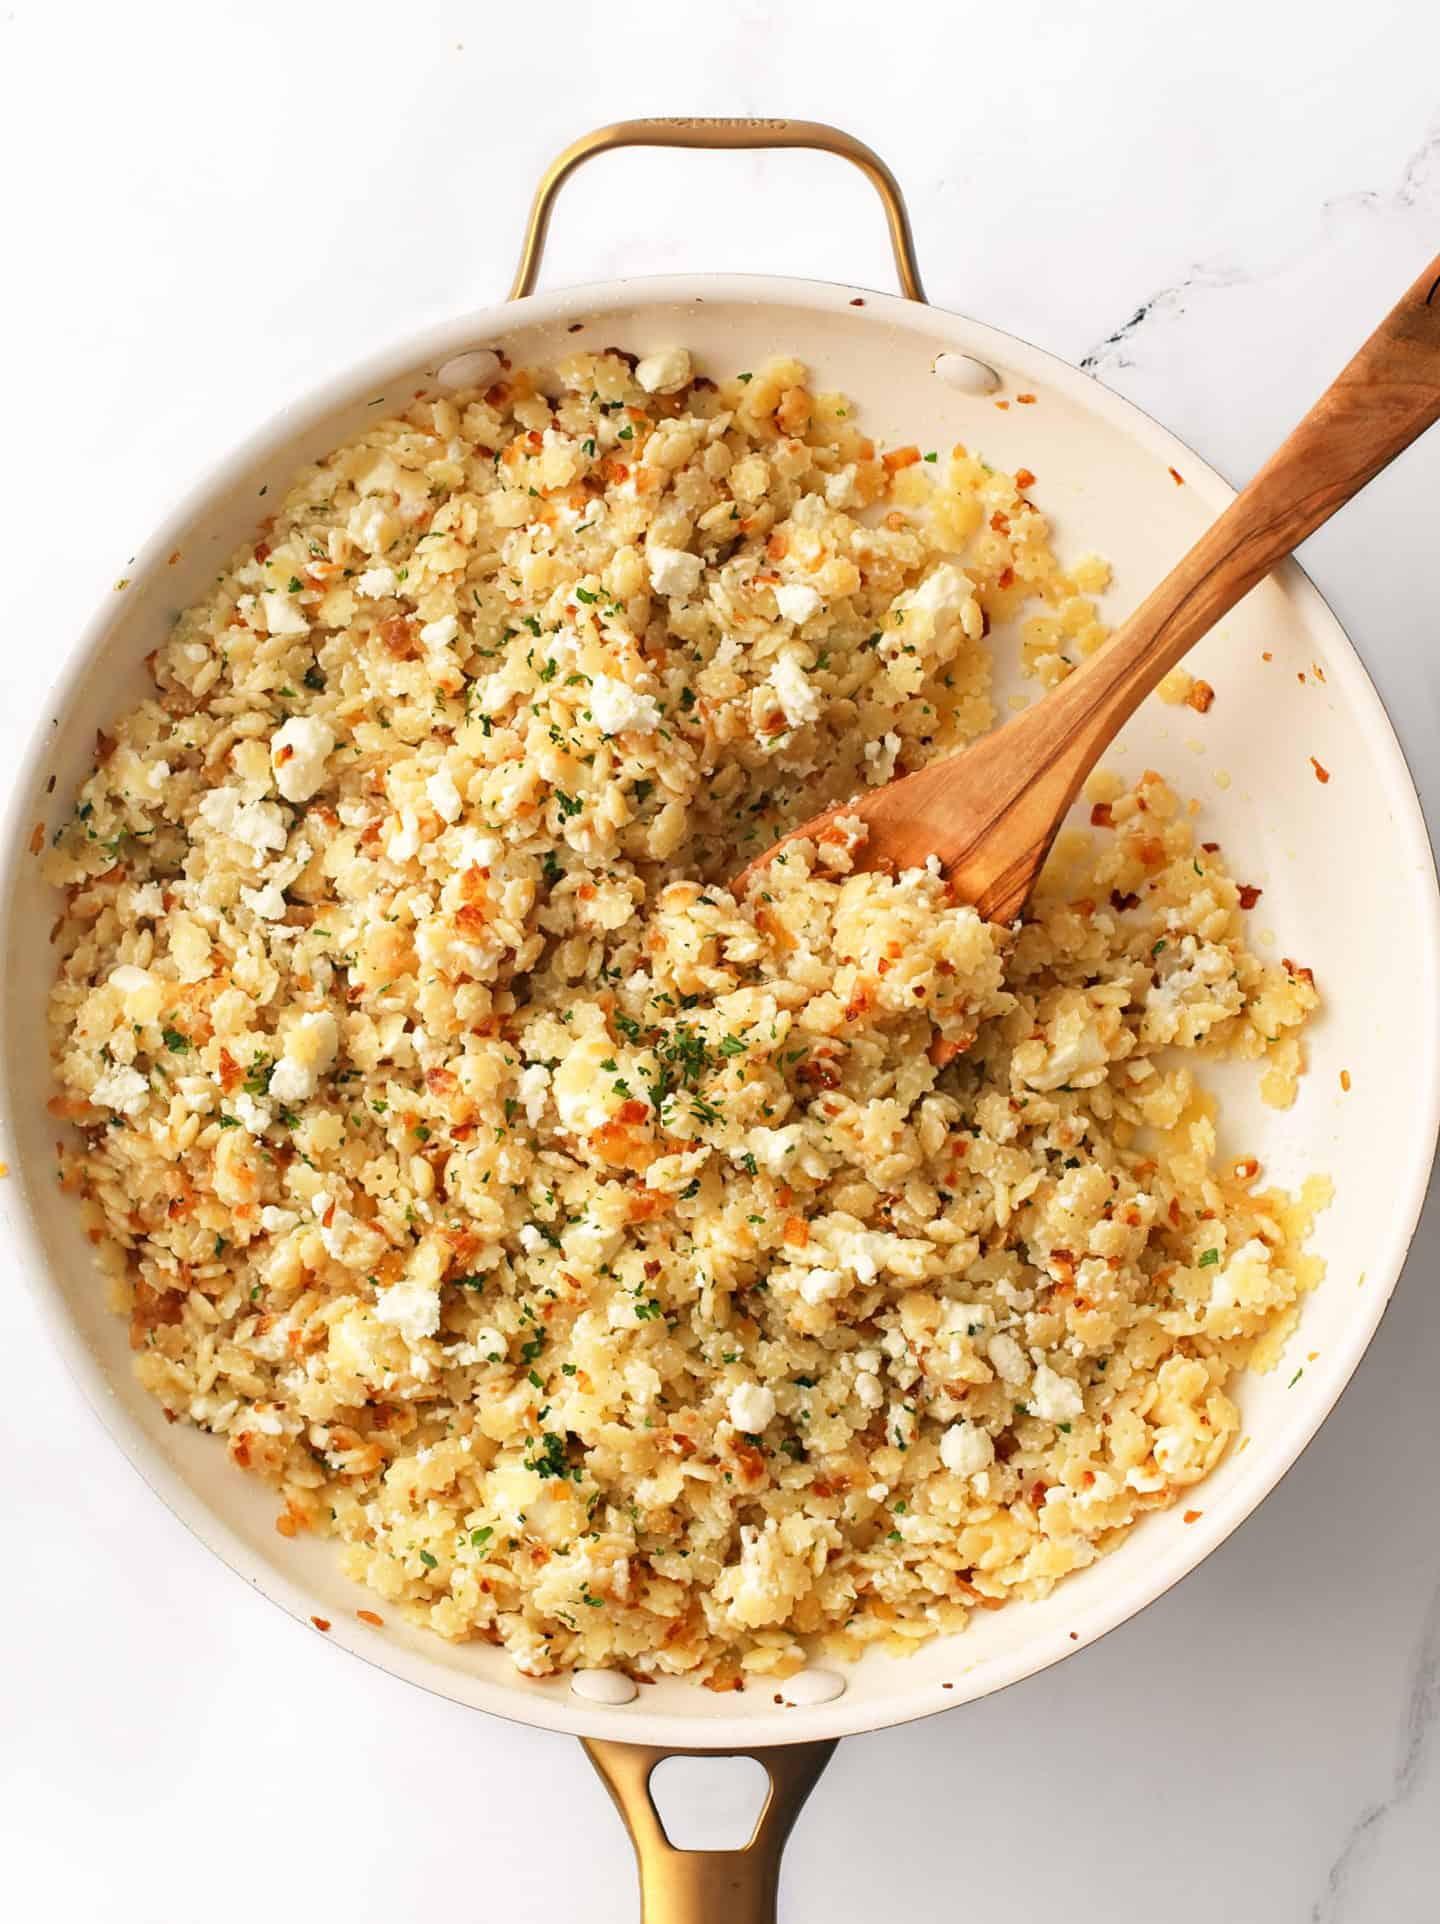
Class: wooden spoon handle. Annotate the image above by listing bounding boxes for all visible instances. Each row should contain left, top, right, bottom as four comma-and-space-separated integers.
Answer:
1044, 248, 1440, 777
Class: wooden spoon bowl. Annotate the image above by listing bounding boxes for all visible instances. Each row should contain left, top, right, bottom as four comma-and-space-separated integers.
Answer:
736, 251, 1440, 919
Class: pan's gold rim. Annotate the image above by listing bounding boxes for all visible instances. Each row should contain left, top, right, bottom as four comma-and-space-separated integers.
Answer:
508, 116, 926, 304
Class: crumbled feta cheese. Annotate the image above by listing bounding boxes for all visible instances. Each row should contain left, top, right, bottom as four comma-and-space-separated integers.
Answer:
1031, 1362, 1085, 1424
939, 1420, 995, 1477
387, 808, 421, 864
517, 1064, 549, 1127
770, 651, 822, 728
348, 498, 399, 556
863, 732, 902, 783
240, 880, 288, 921
261, 591, 309, 636
774, 582, 822, 625
374, 1274, 441, 1343
135, 759, 171, 799
270, 716, 335, 803
741, 1124, 806, 1176
129, 884, 164, 918
454, 828, 501, 869
894, 562, 980, 654
233, 1092, 271, 1134
108, 963, 150, 993
197, 788, 288, 862
518, 1224, 546, 1254
589, 673, 661, 736
91, 1064, 149, 1116
825, 465, 858, 508
420, 615, 459, 650
910, 563, 971, 626
310, 1190, 363, 1263
268, 1011, 338, 1105
727, 1381, 777, 1432
854, 1369, 884, 1409
646, 545, 703, 600
426, 766, 464, 823
798, 1267, 846, 1306
827, 1222, 894, 1284
1022, 1005, 1108, 1092
987, 1332, 1029, 1385
223, 803, 276, 859
635, 346, 692, 394
1209, 1238, 1271, 1311
355, 566, 398, 598
260, 1206, 299, 1234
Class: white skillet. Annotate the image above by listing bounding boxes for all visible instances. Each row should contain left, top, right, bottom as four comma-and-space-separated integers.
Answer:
2, 121, 1436, 1922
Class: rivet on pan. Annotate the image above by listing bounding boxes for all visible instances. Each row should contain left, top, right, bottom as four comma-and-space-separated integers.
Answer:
778, 1668, 846, 1706
437, 348, 502, 390
570, 1669, 639, 1705
932, 352, 1001, 396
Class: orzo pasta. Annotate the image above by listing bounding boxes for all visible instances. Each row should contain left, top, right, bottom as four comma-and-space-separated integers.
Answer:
45, 348, 1325, 1683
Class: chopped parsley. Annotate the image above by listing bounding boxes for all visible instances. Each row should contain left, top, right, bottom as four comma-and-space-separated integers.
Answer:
243, 1053, 273, 1096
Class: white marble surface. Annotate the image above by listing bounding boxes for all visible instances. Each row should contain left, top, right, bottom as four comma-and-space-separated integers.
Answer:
3, 2, 1439, 1918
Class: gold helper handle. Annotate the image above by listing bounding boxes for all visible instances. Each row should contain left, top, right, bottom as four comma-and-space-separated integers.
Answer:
509, 117, 926, 303
585, 1738, 838, 1924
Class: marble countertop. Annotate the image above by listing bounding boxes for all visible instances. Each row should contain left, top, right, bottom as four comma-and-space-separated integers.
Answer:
2, 2, 1438, 1918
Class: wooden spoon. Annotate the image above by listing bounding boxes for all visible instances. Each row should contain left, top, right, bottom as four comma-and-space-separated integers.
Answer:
736, 250, 1440, 920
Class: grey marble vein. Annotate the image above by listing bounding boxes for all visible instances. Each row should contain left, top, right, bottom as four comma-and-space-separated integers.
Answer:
1077, 262, 1247, 372
1310, 1578, 1440, 1922
1078, 117, 1440, 378
1322, 118, 1440, 221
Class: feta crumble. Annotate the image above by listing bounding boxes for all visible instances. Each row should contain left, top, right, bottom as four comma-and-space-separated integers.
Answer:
774, 582, 822, 625
647, 546, 703, 600
426, 766, 464, 823
261, 591, 309, 637
589, 673, 661, 736
374, 1275, 441, 1343
727, 1381, 777, 1433
1031, 1362, 1085, 1425
91, 1064, 149, 1116
635, 347, 692, 394
271, 716, 335, 804
770, 651, 822, 728
939, 1421, 996, 1477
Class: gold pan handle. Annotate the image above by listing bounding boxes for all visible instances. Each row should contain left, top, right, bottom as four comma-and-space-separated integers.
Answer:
584, 1736, 837, 1924
509, 117, 925, 303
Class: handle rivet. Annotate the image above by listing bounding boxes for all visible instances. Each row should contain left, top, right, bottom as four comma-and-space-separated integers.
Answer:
778, 1667, 846, 1706
933, 352, 1001, 395
572, 1669, 639, 1705
437, 348, 502, 390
